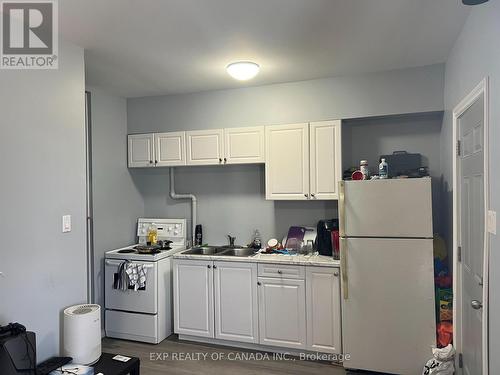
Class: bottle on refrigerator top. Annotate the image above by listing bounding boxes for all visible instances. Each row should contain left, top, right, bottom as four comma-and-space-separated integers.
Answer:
147, 223, 158, 245
379, 158, 388, 179
360, 160, 369, 180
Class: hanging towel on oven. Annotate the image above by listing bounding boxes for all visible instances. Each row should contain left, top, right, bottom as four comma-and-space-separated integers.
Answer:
113, 260, 130, 291
125, 263, 148, 291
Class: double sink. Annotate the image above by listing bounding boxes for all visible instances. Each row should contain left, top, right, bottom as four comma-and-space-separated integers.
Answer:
182, 246, 257, 257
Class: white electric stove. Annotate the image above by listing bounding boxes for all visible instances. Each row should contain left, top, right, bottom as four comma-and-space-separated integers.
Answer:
104, 218, 187, 344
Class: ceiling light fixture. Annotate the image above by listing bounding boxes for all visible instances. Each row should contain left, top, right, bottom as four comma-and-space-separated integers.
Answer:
226, 61, 260, 81
462, 0, 488, 5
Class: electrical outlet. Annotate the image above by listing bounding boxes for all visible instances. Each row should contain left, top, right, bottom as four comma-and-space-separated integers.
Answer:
488, 210, 497, 235
62, 215, 71, 233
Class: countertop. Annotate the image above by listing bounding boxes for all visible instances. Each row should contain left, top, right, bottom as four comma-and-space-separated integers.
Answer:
173, 251, 340, 267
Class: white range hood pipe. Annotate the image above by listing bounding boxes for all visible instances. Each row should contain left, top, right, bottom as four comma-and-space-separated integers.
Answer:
169, 168, 197, 246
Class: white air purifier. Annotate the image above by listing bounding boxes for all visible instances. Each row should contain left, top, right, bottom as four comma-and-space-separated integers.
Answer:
63, 304, 102, 365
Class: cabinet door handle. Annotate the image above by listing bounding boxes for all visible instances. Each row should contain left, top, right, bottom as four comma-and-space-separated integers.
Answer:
219, 158, 222, 163
155, 160, 158, 164
334, 271, 339, 277
311, 193, 316, 198
207, 265, 211, 269
149, 160, 153, 164
277, 270, 282, 274
304, 194, 308, 198
213, 265, 217, 269
224, 158, 227, 163
257, 281, 261, 286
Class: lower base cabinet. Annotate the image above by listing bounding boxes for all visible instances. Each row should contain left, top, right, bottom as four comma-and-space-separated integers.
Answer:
306, 267, 342, 354
257, 277, 307, 349
173, 259, 341, 354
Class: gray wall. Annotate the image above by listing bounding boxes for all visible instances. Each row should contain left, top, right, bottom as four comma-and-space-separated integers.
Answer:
128, 64, 444, 133
441, 1, 500, 369
343, 112, 443, 233
127, 65, 445, 245
0, 41, 87, 361
88, 87, 144, 319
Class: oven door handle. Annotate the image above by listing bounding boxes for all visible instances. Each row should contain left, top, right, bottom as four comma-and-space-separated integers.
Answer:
105, 260, 154, 269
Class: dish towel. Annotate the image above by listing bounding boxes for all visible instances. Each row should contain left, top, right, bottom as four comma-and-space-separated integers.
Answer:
113, 260, 130, 291
125, 263, 148, 291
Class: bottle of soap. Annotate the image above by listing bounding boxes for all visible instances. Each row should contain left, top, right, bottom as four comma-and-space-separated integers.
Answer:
147, 223, 158, 245
379, 158, 388, 179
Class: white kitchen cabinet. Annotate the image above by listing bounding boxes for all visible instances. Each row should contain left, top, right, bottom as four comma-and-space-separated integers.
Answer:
154, 131, 186, 166
309, 120, 342, 200
186, 129, 224, 165
214, 261, 258, 343
258, 277, 306, 349
265, 120, 342, 200
128, 134, 154, 167
306, 267, 342, 354
173, 259, 214, 338
224, 126, 265, 164
265, 123, 310, 200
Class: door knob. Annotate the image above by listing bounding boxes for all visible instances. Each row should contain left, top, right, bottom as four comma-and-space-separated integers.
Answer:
471, 300, 483, 310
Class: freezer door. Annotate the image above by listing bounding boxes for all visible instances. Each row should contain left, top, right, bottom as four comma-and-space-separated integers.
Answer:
341, 238, 436, 374
340, 178, 433, 238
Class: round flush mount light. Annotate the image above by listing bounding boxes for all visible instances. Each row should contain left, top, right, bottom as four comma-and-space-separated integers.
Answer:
462, 0, 488, 4
226, 61, 260, 81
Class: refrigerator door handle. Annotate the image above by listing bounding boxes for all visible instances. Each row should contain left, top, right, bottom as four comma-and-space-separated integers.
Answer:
341, 237, 348, 300
339, 181, 346, 237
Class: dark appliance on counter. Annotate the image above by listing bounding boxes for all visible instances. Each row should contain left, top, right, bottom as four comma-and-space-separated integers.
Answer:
316, 219, 339, 258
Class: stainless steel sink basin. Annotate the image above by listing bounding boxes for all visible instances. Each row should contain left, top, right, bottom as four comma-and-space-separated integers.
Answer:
218, 247, 257, 257
181, 246, 257, 257
182, 246, 225, 255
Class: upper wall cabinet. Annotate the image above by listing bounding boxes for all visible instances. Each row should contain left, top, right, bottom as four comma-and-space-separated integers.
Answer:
155, 131, 186, 167
128, 132, 186, 168
265, 123, 310, 200
224, 126, 265, 164
186, 126, 266, 166
186, 129, 224, 165
265, 120, 342, 200
128, 134, 154, 168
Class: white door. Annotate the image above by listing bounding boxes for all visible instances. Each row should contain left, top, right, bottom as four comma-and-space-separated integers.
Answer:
265, 123, 309, 200
173, 259, 214, 338
154, 131, 186, 166
309, 120, 342, 200
224, 126, 265, 164
186, 129, 224, 165
128, 134, 154, 168
306, 267, 341, 354
457, 94, 485, 375
214, 261, 258, 343
341, 238, 435, 374
340, 178, 433, 238
258, 277, 306, 349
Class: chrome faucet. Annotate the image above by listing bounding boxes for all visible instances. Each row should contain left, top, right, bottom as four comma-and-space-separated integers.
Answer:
227, 235, 236, 247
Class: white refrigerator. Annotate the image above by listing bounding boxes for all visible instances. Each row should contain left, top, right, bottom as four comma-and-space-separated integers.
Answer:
339, 178, 436, 375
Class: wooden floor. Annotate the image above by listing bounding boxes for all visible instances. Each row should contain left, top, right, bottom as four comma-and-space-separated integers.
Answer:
102, 336, 347, 375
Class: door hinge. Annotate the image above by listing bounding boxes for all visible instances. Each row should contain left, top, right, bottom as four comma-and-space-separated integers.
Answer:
456, 140, 461, 156
459, 353, 463, 369
458, 246, 462, 262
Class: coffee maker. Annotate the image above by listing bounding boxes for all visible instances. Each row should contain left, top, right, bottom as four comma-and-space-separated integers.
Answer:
316, 219, 339, 257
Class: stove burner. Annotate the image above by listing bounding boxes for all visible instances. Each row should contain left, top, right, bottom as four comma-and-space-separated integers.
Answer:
118, 249, 136, 254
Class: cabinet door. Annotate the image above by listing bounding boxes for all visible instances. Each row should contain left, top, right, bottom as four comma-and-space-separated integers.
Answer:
186, 129, 224, 165
265, 123, 309, 200
258, 277, 306, 349
173, 259, 214, 338
224, 126, 265, 164
128, 134, 154, 168
154, 131, 186, 166
306, 267, 342, 354
214, 262, 258, 343
309, 120, 342, 200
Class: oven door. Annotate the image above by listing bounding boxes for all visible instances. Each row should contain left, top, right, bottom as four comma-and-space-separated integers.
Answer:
105, 259, 158, 314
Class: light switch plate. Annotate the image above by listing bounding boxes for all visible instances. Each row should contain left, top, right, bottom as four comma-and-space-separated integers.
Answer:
62, 215, 71, 233
488, 210, 496, 235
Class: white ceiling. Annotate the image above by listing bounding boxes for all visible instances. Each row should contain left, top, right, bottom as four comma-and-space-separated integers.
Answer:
59, 0, 470, 98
